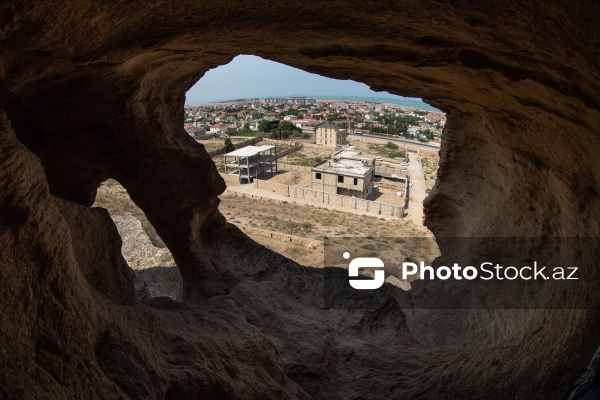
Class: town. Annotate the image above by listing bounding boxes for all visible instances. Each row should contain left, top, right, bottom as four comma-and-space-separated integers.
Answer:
176, 97, 444, 267
183, 96, 445, 145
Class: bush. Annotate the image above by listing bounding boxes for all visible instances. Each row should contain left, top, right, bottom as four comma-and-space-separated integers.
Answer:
384, 141, 399, 150
223, 138, 235, 152
388, 151, 406, 158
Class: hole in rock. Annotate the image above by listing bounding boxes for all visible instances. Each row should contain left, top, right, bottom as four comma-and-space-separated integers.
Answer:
92, 178, 183, 300
185, 55, 444, 270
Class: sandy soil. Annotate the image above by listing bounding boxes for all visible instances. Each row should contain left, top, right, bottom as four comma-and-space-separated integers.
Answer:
196, 137, 247, 151
420, 150, 440, 190
278, 147, 334, 166
266, 170, 313, 187
220, 193, 437, 267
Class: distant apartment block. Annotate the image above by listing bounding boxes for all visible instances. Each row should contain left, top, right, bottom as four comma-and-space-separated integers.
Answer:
311, 155, 375, 199
264, 97, 316, 105
315, 123, 347, 148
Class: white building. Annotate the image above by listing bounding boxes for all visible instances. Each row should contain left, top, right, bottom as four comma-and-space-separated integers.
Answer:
210, 123, 228, 136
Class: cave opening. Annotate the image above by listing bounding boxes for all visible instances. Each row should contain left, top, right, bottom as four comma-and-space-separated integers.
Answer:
2, 2, 599, 396
93, 178, 183, 300
183, 54, 443, 270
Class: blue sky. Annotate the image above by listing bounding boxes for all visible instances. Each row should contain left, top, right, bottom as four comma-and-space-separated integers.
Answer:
185, 55, 417, 105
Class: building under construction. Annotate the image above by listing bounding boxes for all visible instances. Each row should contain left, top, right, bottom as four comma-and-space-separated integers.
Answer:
224, 145, 277, 184
310, 154, 375, 199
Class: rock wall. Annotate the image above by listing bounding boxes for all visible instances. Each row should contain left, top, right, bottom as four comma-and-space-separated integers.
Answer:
1, 1, 600, 399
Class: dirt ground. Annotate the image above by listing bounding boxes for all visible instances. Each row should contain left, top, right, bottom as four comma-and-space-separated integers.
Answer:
196, 137, 247, 151
278, 147, 334, 166
420, 150, 440, 190
349, 141, 407, 162
367, 176, 404, 203
220, 194, 437, 267
266, 170, 313, 187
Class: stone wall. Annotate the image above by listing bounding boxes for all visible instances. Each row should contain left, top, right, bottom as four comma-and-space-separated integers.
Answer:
254, 180, 405, 217
375, 164, 409, 176
274, 144, 303, 159
253, 179, 291, 196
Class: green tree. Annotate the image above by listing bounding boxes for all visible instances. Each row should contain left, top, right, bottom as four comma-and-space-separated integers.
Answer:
278, 121, 301, 133
224, 137, 235, 152
258, 119, 279, 133
327, 112, 340, 121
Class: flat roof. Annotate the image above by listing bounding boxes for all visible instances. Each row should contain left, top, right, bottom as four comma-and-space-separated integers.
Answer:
224, 145, 275, 157
312, 157, 374, 177
317, 123, 340, 130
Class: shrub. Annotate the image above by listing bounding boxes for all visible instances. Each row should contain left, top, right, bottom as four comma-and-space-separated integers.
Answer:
388, 151, 406, 158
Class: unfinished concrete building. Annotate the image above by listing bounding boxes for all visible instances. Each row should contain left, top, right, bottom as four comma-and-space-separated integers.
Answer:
224, 145, 277, 183
311, 156, 375, 199
315, 123, 347, 148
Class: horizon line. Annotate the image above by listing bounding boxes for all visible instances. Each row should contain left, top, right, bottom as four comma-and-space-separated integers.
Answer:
185, 94, 429, 106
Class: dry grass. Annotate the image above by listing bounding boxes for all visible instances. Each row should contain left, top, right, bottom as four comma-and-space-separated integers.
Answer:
220, 194, 437, 267
420, 150, 440, 190
279, 147, 333, 166
93, 179, 438, 269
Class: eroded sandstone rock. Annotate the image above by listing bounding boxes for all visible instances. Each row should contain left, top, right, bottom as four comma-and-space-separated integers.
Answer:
1, 1, 600, 399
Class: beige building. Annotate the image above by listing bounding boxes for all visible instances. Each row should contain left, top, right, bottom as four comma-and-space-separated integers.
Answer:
315, 123, 347, 148
311, 156, 375, 199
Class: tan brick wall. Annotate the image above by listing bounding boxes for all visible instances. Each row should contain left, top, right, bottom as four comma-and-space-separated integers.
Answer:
224, 181, 405, 218
255, 180, 290, 196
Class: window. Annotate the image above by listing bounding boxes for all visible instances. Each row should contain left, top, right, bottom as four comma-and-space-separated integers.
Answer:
325, 140, 327, 145
338, 175, 344, 183
316, 173, 321, 180
353, 178, 358, 185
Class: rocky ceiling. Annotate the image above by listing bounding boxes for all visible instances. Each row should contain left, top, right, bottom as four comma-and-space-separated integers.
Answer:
1, 1, 600, 399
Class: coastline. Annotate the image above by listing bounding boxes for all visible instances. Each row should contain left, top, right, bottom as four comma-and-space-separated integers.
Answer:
185, 95, 441, 113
